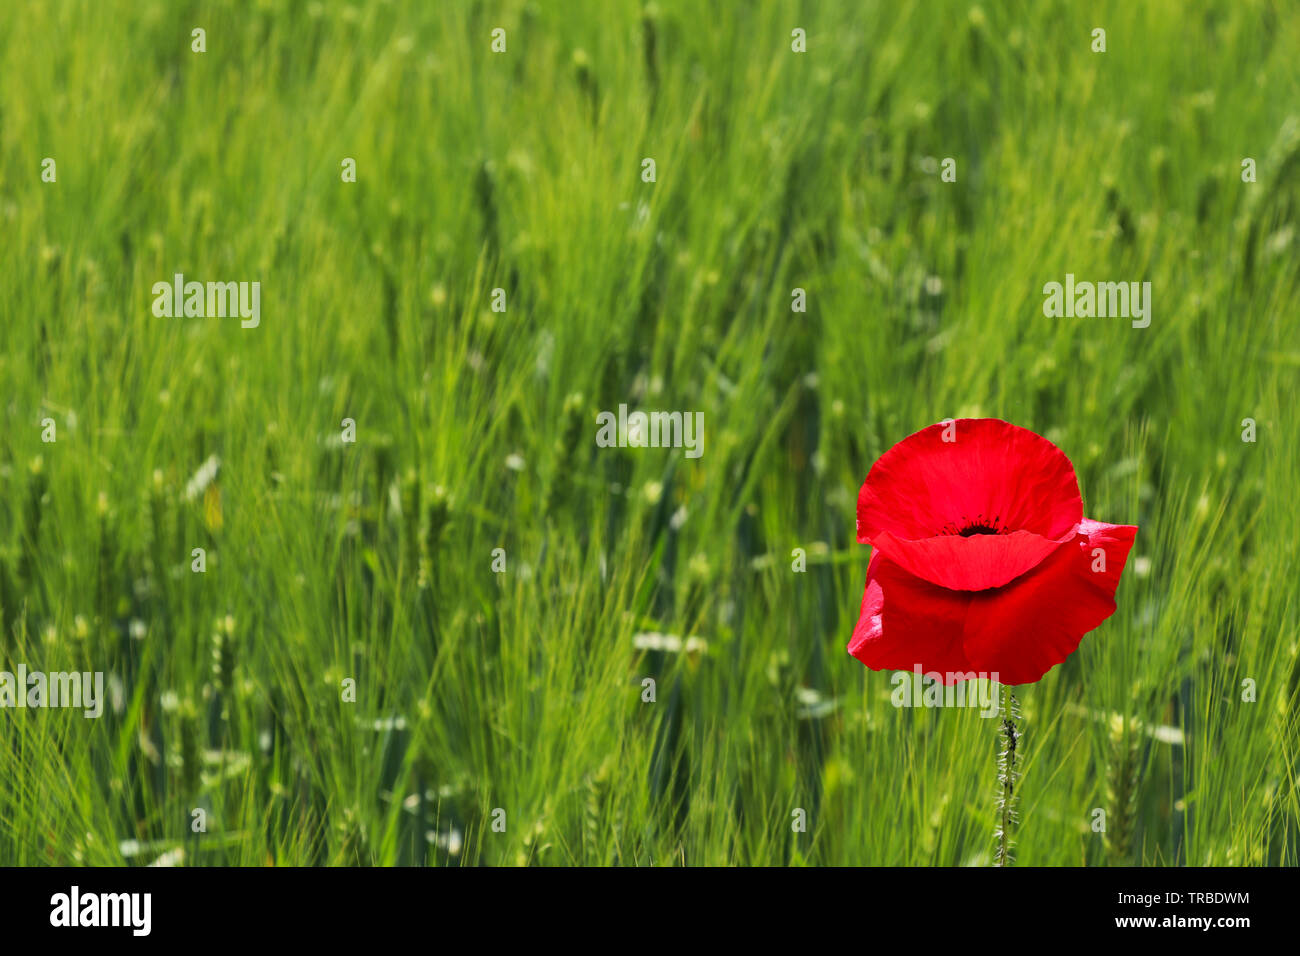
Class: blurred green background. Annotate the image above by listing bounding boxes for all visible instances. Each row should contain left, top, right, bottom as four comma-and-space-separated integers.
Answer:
0, 0, 1297, 865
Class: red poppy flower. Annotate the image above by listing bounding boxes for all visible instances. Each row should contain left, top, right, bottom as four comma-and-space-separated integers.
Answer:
849, 418, 1137, 685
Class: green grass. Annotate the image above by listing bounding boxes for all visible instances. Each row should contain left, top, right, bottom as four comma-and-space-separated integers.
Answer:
0, 0, 1297, 866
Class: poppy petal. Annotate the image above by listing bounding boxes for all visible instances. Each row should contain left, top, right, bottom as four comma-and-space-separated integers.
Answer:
961, 520, 1138, 684
857, 418, 1083, 542
848, 551, 978, 677
869, 527, 1068, 591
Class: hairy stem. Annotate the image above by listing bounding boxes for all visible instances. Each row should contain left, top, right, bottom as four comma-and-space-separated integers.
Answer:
995, 682, 1020, 866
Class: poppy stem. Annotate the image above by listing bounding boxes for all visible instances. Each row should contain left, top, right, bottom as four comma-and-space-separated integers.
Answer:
995, 682, 1020, 866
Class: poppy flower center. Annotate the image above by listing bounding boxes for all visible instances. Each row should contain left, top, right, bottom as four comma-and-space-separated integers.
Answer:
935, 515, 1007, 537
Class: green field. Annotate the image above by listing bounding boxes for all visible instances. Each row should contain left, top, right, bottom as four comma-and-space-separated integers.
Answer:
1, 0, 1297, 866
